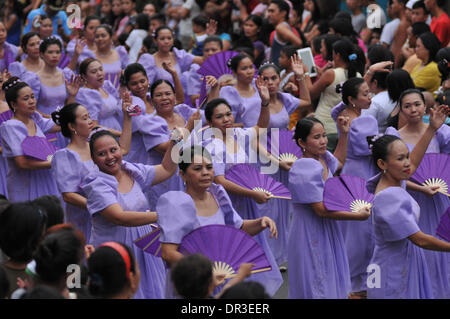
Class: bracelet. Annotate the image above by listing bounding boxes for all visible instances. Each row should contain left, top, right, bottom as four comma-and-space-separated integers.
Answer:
261, 101, 269, 107
296, 75, 305, 82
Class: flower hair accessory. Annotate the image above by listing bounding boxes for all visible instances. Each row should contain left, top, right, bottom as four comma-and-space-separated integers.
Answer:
126, 104, 142, 117
52, 105, 64, 125
86, 127, 108, 142
368, 133, 384, 150
348, 54, 357, 61
4, 79, 21, 91
227, 58, 233, 68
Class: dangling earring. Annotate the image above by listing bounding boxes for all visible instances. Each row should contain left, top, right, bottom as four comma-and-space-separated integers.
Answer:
383, 169, 386, 174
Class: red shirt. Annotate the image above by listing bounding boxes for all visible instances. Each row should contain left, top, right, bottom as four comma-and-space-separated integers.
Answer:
431, 13, 450, 47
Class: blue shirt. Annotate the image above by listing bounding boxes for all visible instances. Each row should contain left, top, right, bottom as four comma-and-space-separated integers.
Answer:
23, 5, 71, 36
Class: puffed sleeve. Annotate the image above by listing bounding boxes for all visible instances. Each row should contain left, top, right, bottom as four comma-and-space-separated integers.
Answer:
51, 149, 83, 193
174, 103, 206, 125
66, 38, 76, 56
138, 114, 170, 151
373, 187, 420, 241
3, 42, 19, 68
173, 47, 195, 73
157, 191, 198, 244
61, 67, 74, 82
137, 53, 157, 84
103, 80, 121, 101
115, 45, 130, 69
20, 71, 41, 100
31, 112, 55, 134
8, 62, 27, 78
81, 171, 119, 216
75, 88, 102, 121
0, 120, 27, 157
385, 126, 401, 138
185, 64, 201, 95
289, 158, 325, 204
348, 115, 379, 157
219, 86, 244, 122
279, 92, 300, 115
122, 161, 156, 191
203, 138, 226, 176
435, 124, 450, 154
331, 101, 347, 122
212, 183, 244, 229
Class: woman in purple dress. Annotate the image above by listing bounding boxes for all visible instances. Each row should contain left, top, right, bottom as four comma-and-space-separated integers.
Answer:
287, 117, 371, 299
384, 89, 450, 299
331, 77, 378, 298
0, 77, 60, 202
138, 26, 203, 93
0, 22, 19, 72
366, 104, 450, 299
81, 128, 181, 299
0, 73, 12, 198
158, 145, 278, 298
91, 24, 129, 89
201, 94, 283, 296
219, 54, 261, 128
8, 32, 44, 75
66, 16, 101, 66
255, 57, 311, 267
76, 58, 123, 136
51, 95, 133, 244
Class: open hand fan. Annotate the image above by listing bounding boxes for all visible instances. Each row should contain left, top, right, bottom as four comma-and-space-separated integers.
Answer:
178, 224, 272, 278
410, 153, 450, 197
197, 51, 239, 79
324, 175, 374, 213
225, 163, 291, 199
196, 76, 208, 108
436, 207, 450, 242
266, 130, 302, 163
21, 136, 58, 162
133, 223, 162, 257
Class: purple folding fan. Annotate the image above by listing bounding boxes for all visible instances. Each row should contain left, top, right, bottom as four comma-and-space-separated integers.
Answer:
21, 136, 58, 162
410, 153, 450, 197
197, 51, 239, 79
266, 129, 302, 163
436, 207, 450, 242
225, 163, 291, 199
179, 224, 272, 278
196, 76, 208, 108
133, 224, 162, 257
323, 175, 374, 213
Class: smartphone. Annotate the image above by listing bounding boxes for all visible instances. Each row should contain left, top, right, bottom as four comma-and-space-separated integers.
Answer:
296, 47, 318, 77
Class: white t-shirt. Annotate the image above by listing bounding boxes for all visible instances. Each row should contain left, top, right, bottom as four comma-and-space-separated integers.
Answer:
126, 29, 148, 63
179, 0, 201, 37
362, 91, 396, 133
380, 18, 400, 46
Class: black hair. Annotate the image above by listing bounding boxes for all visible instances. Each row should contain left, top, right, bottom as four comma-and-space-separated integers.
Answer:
149, 79, 175, 98
436, 47, 450, 82
293, 117, 324, 146
192, 14, 209, 29
398, 88, 426, 109
332, 39, 365, 78
203, 36, 223, 50
135, 13, 150, 30
51, 103, 82, 138
2, 76, 31, 111
281, 45, 301, 59
334, 11, 352, 23
219, 281, 270, 299
322, 34, 340, 61
312, 35, 323, 55
258, 62, 281, 76
21, 32, 40, 54
234, 47, 255, 61
418, 32, 442, 64
31, 195, 65, 229
87, 242, 137, 298
171, 254, 213, 299
123, 63, 148, 87
89, 129, 120, 158
412, 0, 430, 14
204, 98, 232, 122
84, 15, 102, 29
436, 91, 450, 107
435, 0, 447, 8
149, 13, 166, 24
95, 24, 113, 36
329, 18, 357, 39
142, 35, 156, 53
386, 69, 415, 103
34, 229, 84, 285
0, 202, 47, 263
154, 25, 173, 39
0, 266, 10, 299
20, 285, 65, 299
367, 134, 402, 168
117, 32, 129, 46
411, 22, 431, 38
270, 0, 290, 21
227, 53, 252, 72
336, 77, 366, 105
367, 45, 395, 65
39, 36, 62, 54
178, 145, 213, 173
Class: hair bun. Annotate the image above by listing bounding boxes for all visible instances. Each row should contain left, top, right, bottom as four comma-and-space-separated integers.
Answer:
226, 58, 233, 68
335, 83, 343, 94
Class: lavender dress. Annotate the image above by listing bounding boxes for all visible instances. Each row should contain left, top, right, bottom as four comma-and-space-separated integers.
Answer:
366, 174, 433, 299
76, 80, 123, 132
258, 93, 300, 265
157, 183, 244, 298
0, 110, 13, 198
0, 42, 19, 71
219, 84, 262, 128
332, 104, 380, 293
81, 161, 167, 299
288, 151, 352, 299
66, 39, 96, 65
51, 148, 97, 244
0, 112, 59, 202
136, 104, 205, 210
203, 128, 283, 297
386, 125, 450, 298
